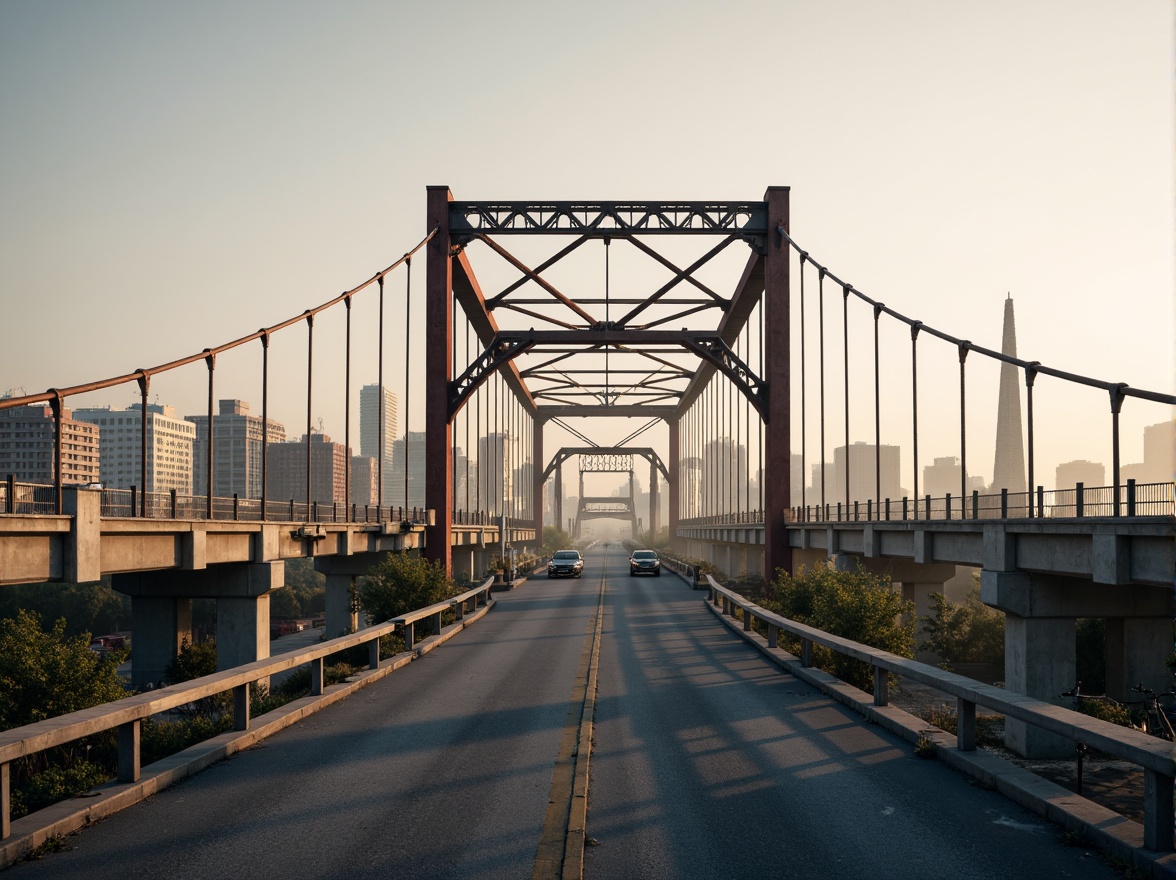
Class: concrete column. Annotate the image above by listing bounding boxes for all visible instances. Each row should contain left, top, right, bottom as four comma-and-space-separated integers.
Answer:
1105, 618, 1174, 702
1004, 615, 1076, 758
325, 573, 358, 636
129, 596, 192, 690
216, 594, 270, 676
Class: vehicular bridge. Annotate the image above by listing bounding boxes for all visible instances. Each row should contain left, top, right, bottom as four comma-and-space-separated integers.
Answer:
0, 187, 1173, 869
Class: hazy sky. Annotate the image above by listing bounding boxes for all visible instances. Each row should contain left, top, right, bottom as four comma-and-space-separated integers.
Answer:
1, 1, 1172, 498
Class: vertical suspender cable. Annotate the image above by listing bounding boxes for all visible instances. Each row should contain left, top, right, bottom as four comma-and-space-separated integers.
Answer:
799, 256, 806, 518
1025, 364, 1038, 518
377, 276, 385, 520
205, 351, 215, 520
466, 323, 471, 515
758, 298, 763, 517
404, 258, 412, 512
818, 268, 826, 515
911, 322, 921, 519
344, 294, 352, 522
842, 284, 850, 514
305, 312, 314, 518
260, 332, 270, 521
873, 304, 881, 515
959, 342, 969, 519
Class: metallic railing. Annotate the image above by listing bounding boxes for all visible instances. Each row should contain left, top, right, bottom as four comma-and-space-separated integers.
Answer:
0, 479, 538, 531
789, 480, 1173, 523
675, 480, 1174, 528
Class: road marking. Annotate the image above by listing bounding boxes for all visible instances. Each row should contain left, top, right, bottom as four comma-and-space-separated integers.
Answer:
533, 553, 606, 880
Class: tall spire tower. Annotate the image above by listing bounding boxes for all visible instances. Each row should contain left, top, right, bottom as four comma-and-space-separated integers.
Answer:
991, 295, 1027, 494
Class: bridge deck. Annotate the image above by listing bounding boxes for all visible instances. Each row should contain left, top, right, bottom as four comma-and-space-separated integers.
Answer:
10, 548, 1118, 879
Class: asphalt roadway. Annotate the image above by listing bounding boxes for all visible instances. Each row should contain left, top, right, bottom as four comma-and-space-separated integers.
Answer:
9, 546, 1117, 879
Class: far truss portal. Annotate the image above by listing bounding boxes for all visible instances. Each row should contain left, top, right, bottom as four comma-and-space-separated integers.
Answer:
425, 188, 792, 582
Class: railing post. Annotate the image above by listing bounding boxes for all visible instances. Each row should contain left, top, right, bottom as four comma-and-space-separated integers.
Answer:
118, 719, 141, 783
233, 684, 250, 731
1000, 488, 1008, 519
1143, 768, 1175, 851
369, 638, 380, 670
1076, 482, 1085, 518
957, 697, 976, 751
800, 638, 812, 668
924, 495, 931, 520
233, 493, 240, 521
170, 488, 178, 519
1126, 479, 1136, 516
972, 490, 979, 520
4, 474, 12, 514
1036, 485, 1044, 518
310, 657, 324, 696
885, 498, 891, 521
743, 606, 752, 632
945, 493, 952, 521
902, 497, 908, 521
767, 623, 778, 649
130, 485, 138, 519
873, 666, 888, 706
2, 759, 10, 840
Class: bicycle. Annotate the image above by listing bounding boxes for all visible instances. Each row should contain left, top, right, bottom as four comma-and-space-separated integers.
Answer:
1127, 683, 1176, 741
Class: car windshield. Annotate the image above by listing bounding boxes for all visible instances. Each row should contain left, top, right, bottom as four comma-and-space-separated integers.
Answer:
632, 551, 657, 559
553, 551, 581, 560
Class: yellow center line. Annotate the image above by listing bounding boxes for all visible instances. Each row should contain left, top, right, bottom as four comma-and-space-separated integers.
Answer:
533, 551, 607, 880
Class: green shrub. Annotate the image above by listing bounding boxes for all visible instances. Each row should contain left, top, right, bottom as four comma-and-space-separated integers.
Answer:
920, 588, 1004, 668
9, 760, 111, 820
360, 552, 458, 625
762, 564, 915, 692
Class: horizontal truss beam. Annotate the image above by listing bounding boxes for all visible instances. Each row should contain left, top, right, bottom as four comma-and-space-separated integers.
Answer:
451, 202, 768, 238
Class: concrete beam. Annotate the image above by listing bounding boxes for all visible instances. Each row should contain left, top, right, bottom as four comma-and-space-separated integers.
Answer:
113, 562, 285, 599
980, 570, 1171, 619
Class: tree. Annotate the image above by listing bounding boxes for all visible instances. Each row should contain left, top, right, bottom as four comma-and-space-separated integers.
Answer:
0, 609, 128, 731
360, 552, 457, 625
542, 525, 573, 557
920, 588, 1004, 669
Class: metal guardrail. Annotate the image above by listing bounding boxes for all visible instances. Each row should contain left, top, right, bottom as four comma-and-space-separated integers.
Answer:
677, 481, 1174, 527
702, 576, 1176, 852
0, 577, 494, 842
790, 480, 1174, 522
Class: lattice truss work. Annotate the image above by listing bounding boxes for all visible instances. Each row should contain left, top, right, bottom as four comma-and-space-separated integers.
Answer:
447, 200, 772, 422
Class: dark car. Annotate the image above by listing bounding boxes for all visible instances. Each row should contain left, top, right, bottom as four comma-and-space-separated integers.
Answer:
548, 550, 585, 578
628, 549, 661, 576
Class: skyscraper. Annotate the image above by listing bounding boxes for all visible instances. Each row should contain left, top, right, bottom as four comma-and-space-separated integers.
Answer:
359, 384, 397, 505
991, 296, 1027, 494
186, 399, 286, 500
74, 403, 195, 493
